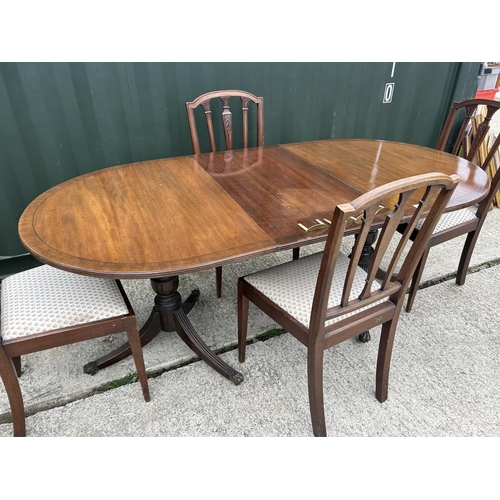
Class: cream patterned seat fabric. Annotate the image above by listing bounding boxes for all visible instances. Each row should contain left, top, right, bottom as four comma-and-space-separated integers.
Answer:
380, 207, 479, 275
416, 206, 477, 233
245, 251, 382, 329
1, 265, 129, 341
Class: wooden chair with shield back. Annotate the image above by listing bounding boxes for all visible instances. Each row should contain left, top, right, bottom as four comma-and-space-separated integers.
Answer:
185, 89, 301, 298
0, 264, 151, 436
237, 172, 459, 437
402, 98, 500, 312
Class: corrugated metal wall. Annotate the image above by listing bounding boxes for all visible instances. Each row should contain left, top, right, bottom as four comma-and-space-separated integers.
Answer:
0, 62, 480, 270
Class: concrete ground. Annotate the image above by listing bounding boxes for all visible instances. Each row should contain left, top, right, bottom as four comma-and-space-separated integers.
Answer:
3, 98, 500, 491
1, 207, 500, 438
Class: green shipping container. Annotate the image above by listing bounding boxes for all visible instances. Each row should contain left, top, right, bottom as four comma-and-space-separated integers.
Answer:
0, 62, 480, 275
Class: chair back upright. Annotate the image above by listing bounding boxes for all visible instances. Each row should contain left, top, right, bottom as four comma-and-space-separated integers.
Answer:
308, 173, 460, 339
186, 90, 264, 154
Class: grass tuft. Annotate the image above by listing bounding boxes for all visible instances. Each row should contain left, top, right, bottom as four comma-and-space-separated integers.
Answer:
255, 327, 287, 341
95, 370, 155, 394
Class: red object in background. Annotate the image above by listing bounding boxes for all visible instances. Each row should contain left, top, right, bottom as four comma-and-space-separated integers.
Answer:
475, 88, 498, 100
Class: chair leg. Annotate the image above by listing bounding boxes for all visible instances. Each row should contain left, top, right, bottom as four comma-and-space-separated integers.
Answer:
375, 320, 398, 403
12, 356, 22, 377
216, 266, 222, 298
406, 247, 430, 313
126, 329, 151, 403
237, 280, 249, 363
456, 230, 480, 286
307, 344, 326, 437
292, 247, 300, 260
0, 346, 26, 437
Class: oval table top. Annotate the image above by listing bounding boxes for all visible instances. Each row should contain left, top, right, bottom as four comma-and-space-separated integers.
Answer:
18, 139, 489, 279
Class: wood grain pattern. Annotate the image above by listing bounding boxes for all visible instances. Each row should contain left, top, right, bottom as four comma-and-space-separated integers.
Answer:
19, 157, 274, 278
281, 139, 489, 211
18, 139, 489, 280
194, 146, 362, 248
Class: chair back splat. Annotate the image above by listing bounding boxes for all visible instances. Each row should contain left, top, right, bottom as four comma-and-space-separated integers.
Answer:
186, 90, 264, 155
238, 172, 459, 436
310, 174, 458, 341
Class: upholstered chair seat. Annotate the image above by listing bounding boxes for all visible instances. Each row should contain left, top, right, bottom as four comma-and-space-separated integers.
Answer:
0, 264, 150, 437
416, 206, 478, 233
1, 265, 130, 340
245, 252, 382, 329
380, 207, 480, 278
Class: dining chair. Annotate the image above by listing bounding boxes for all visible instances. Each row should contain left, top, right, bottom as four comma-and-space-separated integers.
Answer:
238, 172, 459, 437
186, 90, 301, 298
0, 264, 151, 436
186, 90, 265, 299
403, 98, 500, 313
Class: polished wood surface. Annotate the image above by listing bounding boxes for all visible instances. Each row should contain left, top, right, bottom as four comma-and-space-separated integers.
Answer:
281, 139, 489, 211
194, 147, 361, 249
19, 156, 274, 279
19, 140, 489, 280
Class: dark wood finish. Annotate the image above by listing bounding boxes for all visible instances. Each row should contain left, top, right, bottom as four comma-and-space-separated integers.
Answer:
352, 227, 380, 343
19, 156, 274, 279
83, 287, 200, 374
186, 90, 266, 298
238, 173, 459, 436
19, 157, 271, 383
436, 99, 500, 160
19, 142, 487, 278
194, 147, 362, 249
280, 139, 489, 212
186, 90, 264, 155
12, 356, 21, 377
0, 278, 150, 437
17, 140, 489, 383
402, 99, 500, 312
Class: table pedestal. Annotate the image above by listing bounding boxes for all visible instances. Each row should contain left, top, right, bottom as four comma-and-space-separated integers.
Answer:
84, 276, 244, 385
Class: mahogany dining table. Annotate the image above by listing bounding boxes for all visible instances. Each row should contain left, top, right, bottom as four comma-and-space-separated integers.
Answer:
18, 139, 490, 384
